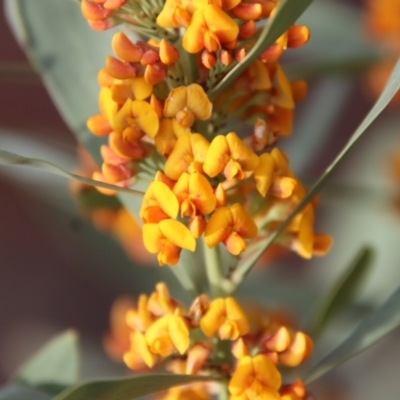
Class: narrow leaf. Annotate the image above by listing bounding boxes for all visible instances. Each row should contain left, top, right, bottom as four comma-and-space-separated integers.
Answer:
55, 374, 220, 400
0, 149, 143, 196
208, 0, 313, 100
307, 247, 374, 337
304, 283, 400, 384
16, 331, 79, 388
230, 58, 400, 290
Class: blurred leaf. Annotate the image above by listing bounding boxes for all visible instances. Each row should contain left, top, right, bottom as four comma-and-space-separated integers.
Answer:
4, 0, 115, 163
77, 189, 121, 210
0, 149, 144, 196
231, 58, 400, 290
55, 374, 220, 400
305, 283, 400, 384
0, 385, 51, 400
16, 331, 79, 388
209, 0, 313, 99
308, 247, 374, 337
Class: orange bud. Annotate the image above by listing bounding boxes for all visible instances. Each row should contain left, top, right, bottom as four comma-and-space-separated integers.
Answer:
105, 56, 137, 79
141, 49, 160, 66
264, 327, 291, 352
186, 343, 211, 374
87, 114, 112, 136
87, 19, 114, 31
220, 50, 233, 66
232, 3, 262, 20
281, 379, 306, 398
232, 338, 249, 359
239, 20, 256, 40
150, 95, 164, 118
81, 0, 111, 21
189, 295, 210, 327
215, 184, 227, 207
98, 68, 114, 87
287, 25, 310, 48
224, 39, 238, 50
103, 0, 126, 10
260, 43, 283, 63
201, 50, 217, 69
144, 63, 167, 85
160, 39, 180, 65
235, 48, 246, 62
112, 32, 144, 63
102, 162, 133, 183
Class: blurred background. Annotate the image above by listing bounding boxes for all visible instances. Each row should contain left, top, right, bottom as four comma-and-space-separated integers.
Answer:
1, 0, 400, 398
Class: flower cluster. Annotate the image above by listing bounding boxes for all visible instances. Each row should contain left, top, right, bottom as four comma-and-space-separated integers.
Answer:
106, 283, 313, 400
83, 0, 331, 265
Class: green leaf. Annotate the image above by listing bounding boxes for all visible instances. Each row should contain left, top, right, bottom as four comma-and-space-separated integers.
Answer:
307, 247, 374, 337
0, 385, 51, 400
229, 58, 400, 292
0, 149, 144, 196
16, 331, 79, 388
304, 283, 400, 384
77, 189, 122, 210
55, 374, 220, 400
4, 0, 114, 164
208, 0, 313, 100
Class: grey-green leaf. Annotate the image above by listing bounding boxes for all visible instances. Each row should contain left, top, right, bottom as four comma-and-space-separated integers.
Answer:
230, 58, 400, 290
4, 0, 114, 163
16, 331, 79, 388
307, 247, 374, 337
304, 283, 400, 384
0, 149, 144, 196
55, 374, 220, 400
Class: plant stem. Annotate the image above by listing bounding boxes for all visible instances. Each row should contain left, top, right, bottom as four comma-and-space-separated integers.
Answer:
202, 240, 225, 298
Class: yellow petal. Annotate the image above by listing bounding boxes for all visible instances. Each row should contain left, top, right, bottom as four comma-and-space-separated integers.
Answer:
200, 298, 226, 337
226, 132, 259, 172
164, 134, 193, 180
186, 84, 212, 120
203, 135, 230, 178
112, 98, 132, 132
153, 181, 180, 219
159, 219, 196, 252
204, 5, 239, 42
131, 76, 153, 100
230, 203, 258, 239
182, 10, 206, 53
273, 65, 295, 109
253, 354, 282, 391
229, 356, 254, 396
254, 153, 275, 197
99, 86, 118, 123
204, 207, 233, 248
131, 100, 159, 138
189, 173, 216, 215
296, 205, 314, 259
132, 331, 158, 368
168, 315, 190, 354
142, 223, 163, 254
225, 232, 247, 255
164, 86, 188, 117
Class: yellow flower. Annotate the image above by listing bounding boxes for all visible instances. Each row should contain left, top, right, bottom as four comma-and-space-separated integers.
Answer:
200, 297, 250, 340
164, 133, 210, 180
147, 282, 177, 316
126, 294, 155, 332
164, 84, 212, 128
229, 355, 282, 400
145, 312, 190, 356
204, 203, 258, 255
140, 181, 179, 223
203, 132, 259, 180
173, 172, 217, 218
143, 220, 196, 266
124, 330, 159, 369
182, 5, 239, 53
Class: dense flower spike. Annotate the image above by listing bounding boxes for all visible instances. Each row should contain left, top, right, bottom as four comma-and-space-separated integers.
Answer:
79, 3, 331, 398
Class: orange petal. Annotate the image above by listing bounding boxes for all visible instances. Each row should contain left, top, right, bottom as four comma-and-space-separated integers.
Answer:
159, 219, 196, 252
203, 135, 230, 178
203, 5, 239, 43
186, 84, 213, 120
254, 153, 275, 197
131, 100, 159, 137
204, 207, 233, 248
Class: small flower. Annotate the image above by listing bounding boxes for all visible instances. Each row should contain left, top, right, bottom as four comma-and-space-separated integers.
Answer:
203, 132, 259, 180
204, 203, 258, 255
200, 297, 250, 340
229, 355, 282, 400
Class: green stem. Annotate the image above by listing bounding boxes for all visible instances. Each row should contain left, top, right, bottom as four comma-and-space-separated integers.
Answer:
169, 261, 199, 300
203, 240, 225, 298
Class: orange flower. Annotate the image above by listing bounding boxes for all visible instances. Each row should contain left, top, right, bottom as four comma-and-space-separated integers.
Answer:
203, 132, 259, 180
164, 84, 212, 128
183, 5, 239, 53
173, 172, 217, 218
204, 203, 258, 255
143, 220, 196, 266
164, 133, 210, 180
200, 297, 250, 340
229, 355, 282, 400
